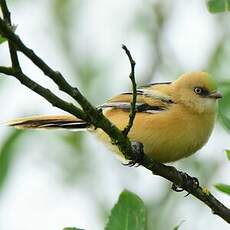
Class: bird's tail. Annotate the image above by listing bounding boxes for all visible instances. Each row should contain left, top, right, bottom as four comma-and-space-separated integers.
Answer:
7, 114, 89, 130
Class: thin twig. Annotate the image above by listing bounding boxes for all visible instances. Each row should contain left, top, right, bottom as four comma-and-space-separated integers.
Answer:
0, 0, 20, 70
122, 44, 137, 136
0, 66, 13, 75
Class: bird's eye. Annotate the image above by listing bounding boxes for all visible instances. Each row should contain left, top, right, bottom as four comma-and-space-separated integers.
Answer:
194, 87, 203, 95
193, 87, 209, 96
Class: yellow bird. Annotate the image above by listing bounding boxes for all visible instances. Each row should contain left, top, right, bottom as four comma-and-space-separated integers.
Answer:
8, 72, 222, 163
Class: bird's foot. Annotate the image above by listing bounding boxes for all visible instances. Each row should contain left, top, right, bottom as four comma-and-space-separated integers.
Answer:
171, 184, 184, 192
171, 172, 199, 196
122, 141, 144, 167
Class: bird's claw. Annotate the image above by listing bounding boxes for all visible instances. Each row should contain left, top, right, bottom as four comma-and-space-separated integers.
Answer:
171, 183, 184, 192
122, 141, 144, 167
171, 172, 199, 196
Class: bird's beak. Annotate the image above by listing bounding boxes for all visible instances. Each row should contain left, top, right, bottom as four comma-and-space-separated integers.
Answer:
209, 91, 223, 99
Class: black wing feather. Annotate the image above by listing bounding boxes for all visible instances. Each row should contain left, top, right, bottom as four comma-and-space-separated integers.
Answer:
100, 102, 164, 113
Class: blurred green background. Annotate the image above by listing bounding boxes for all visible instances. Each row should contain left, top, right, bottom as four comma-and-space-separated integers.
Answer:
0, 0, 230, 229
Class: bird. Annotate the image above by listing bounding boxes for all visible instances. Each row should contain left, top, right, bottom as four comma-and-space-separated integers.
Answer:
7, 72, 222, 163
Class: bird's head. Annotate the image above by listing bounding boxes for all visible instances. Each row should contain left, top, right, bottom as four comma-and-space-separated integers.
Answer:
171, 72, 222, 114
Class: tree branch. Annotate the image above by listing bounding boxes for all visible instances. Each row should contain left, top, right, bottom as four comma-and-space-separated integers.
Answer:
141, 154, 230, 223
0, 66, 13, 75
0, 1, 230, 224
0, 0, 20, 70
122, 44, 137, 137
0, 67, 87, 120
0, 9, 136, 162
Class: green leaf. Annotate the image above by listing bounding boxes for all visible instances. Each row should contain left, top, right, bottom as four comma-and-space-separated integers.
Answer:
207, 0, 230, 13
105, 190, 147, 230
225, 150, 230, 160
0, 35, 7, 45
215, 183, 230, 195
0, 130, 24, 191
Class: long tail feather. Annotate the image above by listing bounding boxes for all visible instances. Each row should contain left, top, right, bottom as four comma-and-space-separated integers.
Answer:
7, 115, 89, 130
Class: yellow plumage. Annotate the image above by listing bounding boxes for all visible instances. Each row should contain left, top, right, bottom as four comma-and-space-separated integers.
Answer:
7, 72, 222, 163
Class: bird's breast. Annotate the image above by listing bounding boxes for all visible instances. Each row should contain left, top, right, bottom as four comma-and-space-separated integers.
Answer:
95, 105, 216, 163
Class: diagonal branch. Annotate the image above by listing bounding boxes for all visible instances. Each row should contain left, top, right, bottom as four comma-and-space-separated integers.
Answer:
0, 17, 136, 162
140, 154, 230, 223
0, 16, 90, 109
0, 67, 87, 120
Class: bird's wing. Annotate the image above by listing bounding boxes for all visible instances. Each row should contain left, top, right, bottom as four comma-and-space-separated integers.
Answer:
99, 82, 174, 114
139, 81, 172, 89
